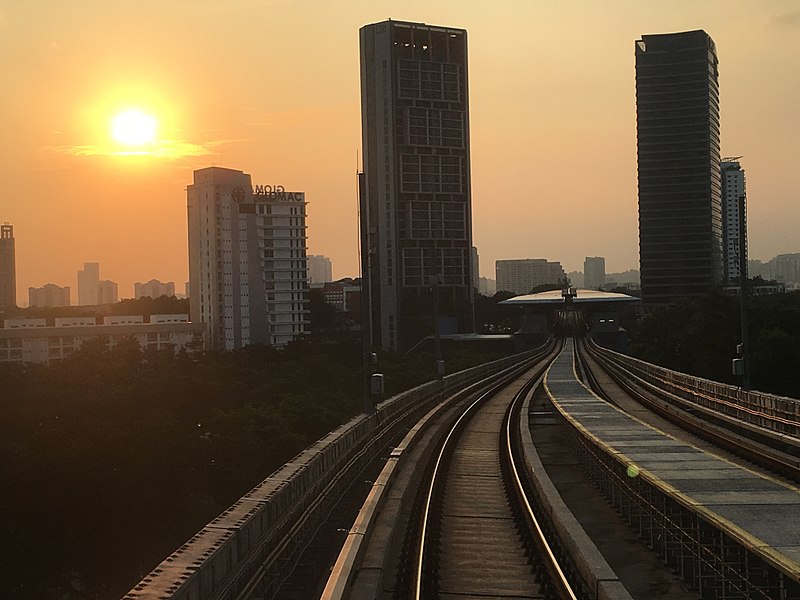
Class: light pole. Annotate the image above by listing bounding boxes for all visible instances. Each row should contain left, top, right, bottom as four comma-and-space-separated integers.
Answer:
737, 193, 751, 390
431, 274, 444, 379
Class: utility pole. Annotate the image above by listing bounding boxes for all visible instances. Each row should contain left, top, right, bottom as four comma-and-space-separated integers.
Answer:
738, 193, 751, 390
358, 172, 376, 412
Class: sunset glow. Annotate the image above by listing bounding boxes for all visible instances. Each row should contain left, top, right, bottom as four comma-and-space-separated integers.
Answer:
111, 110, 158, 147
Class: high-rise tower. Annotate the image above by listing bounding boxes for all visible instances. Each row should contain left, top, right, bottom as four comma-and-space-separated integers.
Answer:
0, 224, 16, 310
721, 159, 746, 284
187, 167, 309, 350
635, 30, 723, 304
360, 19, 475, 351
77, 262, 100, 305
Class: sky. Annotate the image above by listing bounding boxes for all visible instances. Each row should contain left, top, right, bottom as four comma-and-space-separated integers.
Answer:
2, 0, 799, 303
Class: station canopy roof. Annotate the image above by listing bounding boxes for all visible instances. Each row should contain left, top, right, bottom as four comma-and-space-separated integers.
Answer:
499, 288, 640, 306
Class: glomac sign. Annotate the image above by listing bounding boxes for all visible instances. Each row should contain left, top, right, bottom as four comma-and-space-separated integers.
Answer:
252, 185, 304, 202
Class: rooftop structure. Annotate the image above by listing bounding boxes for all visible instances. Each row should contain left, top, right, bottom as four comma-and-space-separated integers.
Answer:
0, 224, 16, 309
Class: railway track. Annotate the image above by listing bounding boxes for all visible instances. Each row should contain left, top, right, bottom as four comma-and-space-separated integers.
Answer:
410, 343, 580, 600
574, 336, 800, 482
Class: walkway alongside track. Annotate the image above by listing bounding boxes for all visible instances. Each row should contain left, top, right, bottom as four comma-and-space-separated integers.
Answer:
547, 339, 800, 599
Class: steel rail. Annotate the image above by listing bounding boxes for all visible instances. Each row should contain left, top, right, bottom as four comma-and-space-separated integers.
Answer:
578, 338, 800, 481
503, 372, 580, 600
413, 368, 523, 599
590, 339, 800, 435
414, 344, 579, 600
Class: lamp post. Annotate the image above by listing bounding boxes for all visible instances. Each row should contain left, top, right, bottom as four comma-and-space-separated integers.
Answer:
431, 274, 444, 379
738, 193, 751, 390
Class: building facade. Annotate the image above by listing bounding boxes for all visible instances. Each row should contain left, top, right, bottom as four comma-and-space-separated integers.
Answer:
29, 283, 71, 307
77, 262, 100, 305
360, 19, 475, 351
584, 256, 606, 290
135, 279, 176, 299
97, 280, 118, 304
495, 259, 565, 295
636, 30, 723, 304
307, 255, 332, 284
0, 315, 206, 364
187, 167, 309, 350
0, 224, 16, 310
721, 159, 746, 283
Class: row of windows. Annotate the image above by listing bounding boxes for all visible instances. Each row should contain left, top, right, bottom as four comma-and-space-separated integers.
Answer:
401, 247, 467, 287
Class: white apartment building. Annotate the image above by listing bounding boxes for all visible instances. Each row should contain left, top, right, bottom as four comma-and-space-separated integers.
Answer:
29, 283, 71, 307
135, 279, 176, 299
0, 315, 206, 364
721, 159, 746, 283
187, 167, 309, 350
307, 255, 332, 284
496, 259, 566, 295
77, 262, 100, 305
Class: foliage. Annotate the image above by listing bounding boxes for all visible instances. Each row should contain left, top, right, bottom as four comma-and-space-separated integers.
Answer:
0, 335, 508, 599
628, 291, 800, 397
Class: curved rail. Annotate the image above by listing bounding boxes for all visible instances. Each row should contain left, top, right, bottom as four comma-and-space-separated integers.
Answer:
578, 337, 800, 481
503, 371, 579, 600
414, 344, 579, 600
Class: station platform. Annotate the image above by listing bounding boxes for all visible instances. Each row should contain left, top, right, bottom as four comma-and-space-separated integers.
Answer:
543, 340, 800, 586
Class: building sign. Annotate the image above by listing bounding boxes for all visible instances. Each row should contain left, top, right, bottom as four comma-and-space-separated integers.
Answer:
252, 185, 304, 202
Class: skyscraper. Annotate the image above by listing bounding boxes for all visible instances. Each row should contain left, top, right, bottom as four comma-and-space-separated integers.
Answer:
635, 30, 723, 304
187, 167, 309, 350
721, 159, 746, 284
0, 224, 16, 309
360, 19, 474, 350
584, 256, 606, 290
77, 262, 100, 306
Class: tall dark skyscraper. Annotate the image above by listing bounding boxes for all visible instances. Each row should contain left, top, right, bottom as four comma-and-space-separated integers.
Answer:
360, 19, 474, 351
635, 30, 723, 304
0, 224, 16, 310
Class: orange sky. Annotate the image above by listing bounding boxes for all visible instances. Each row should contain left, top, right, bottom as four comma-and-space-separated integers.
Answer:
2, 1, 799, 303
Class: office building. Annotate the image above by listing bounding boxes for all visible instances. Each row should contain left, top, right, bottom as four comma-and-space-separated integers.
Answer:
135, 279, 176, 299
0, 315, 206, 364
721, 159, 746, 283
29, 284, 71, 308
307, 255, 332, 284
360, 19, 475, 351
187, 167, 309, 350
584, 257, 606, 290
0, 224, 15, 309
635, 30, 723, 303
495, 259, 565, 295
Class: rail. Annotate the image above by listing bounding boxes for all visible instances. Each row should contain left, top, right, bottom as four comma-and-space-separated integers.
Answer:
588, 338, 800, 439
123, 345, 547, 600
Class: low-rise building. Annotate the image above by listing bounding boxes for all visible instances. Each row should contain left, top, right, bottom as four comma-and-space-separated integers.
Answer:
0, 314, 207, 364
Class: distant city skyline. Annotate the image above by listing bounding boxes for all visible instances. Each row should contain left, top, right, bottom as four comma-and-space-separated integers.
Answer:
2, 2, 800, 301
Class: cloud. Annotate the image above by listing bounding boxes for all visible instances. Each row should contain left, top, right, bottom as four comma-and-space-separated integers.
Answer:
46, 138, 244, 159
769, 11, 800, 28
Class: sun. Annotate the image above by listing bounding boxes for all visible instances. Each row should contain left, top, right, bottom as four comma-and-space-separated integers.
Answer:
111, 110, 158, 146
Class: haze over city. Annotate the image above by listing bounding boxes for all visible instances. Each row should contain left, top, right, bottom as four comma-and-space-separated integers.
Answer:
2, 0, 799, 300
